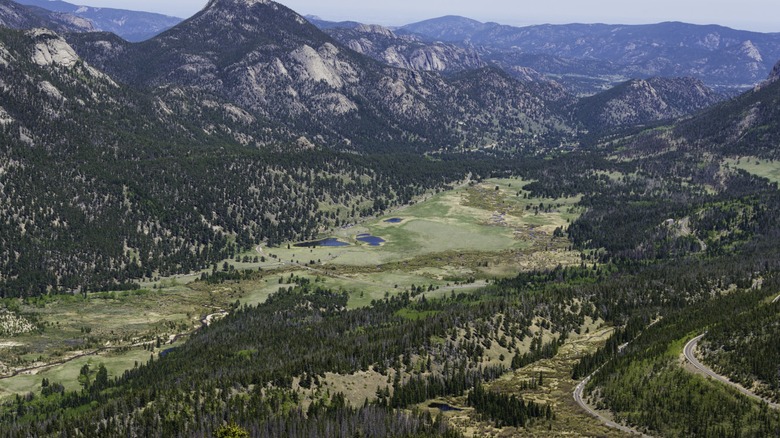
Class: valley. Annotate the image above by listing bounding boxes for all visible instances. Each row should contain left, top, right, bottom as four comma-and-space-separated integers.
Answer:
0, 177, 580, 402
1, 0, 780, 436
5, 143, 780, 436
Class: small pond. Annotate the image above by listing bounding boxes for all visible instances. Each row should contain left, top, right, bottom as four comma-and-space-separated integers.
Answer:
356, 233, 386, 246
160, 347, 178, 358
384, 218, 403, 223
294, 238, 350, 248
428, 402, 462, 412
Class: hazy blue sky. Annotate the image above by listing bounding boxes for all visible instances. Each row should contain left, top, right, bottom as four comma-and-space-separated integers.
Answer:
72, 0, 780, 32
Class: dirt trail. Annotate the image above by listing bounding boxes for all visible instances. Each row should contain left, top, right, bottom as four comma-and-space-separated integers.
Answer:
0, 310, 228, 381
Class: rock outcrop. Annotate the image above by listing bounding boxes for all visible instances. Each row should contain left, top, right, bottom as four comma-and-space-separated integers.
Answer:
769, 59, 780, 82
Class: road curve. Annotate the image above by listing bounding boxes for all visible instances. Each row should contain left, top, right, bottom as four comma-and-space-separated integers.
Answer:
574, 371, 653, 437
684, 334, 779, 409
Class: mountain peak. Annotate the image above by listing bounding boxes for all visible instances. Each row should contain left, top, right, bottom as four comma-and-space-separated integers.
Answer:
191, 0, 312, 33
354, 23, 395, 37
207, 0, 270, 7
139, 0, 323, 61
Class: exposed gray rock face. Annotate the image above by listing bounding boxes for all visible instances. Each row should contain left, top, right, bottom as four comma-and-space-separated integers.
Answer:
5, 0, 728, 150
0, 26, 130, 152
28, 28, 80, 67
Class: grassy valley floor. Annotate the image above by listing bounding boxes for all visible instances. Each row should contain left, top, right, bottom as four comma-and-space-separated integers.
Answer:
0, 177, 583, 402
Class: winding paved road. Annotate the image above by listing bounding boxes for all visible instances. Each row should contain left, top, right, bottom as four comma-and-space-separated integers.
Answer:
574, 370, 652, 437
684, 334, 779, 409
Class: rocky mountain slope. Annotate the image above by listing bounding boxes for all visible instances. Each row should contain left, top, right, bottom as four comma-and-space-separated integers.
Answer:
674, 68, 780, 156
0, 23, 479, 296
769, 59, 780, 83
318, 21, 485, 74
0, 0, 92, 32
69, 0, 576, 151
14, 0, 182, 41
311, 18, 723, 131
610, 66, 780, 158
2, 0, 728, 142
575, 77, 723, 131
402, 17, 780, 94
317, 19, 572, 105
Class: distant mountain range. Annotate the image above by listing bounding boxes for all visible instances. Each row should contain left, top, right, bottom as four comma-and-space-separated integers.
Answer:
311, 15, 780, 95
13, 0, 181, 41
5, 0, 779, 93
396, 16, 780, 94
0, 0, 734, 151
0, 0, 93, 32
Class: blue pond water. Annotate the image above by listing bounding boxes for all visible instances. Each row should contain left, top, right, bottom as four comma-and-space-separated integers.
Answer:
384, 218, 403, 223
294, 238, 349, 248
160, 347, 178, 358
428, 403, 462, 412
357, 234, 386, 246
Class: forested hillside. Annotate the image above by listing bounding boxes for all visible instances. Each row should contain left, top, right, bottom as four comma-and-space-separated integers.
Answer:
1, 1, 780, 437
700, 300, 780, 403
0, 25, 510, 297
5, 140, 780, 435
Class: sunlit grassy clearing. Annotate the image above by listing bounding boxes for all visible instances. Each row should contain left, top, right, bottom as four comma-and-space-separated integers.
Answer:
724, 157, 780, 184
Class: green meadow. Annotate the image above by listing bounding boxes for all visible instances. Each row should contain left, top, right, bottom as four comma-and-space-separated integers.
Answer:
0, 178, 584, 399
724, 157, 780, 184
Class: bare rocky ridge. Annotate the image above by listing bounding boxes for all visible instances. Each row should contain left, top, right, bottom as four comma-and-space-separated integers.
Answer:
29, 28, 80, 67
324, 23, 485, 74
2, 0, 732, 147
1, 0, 738, 150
